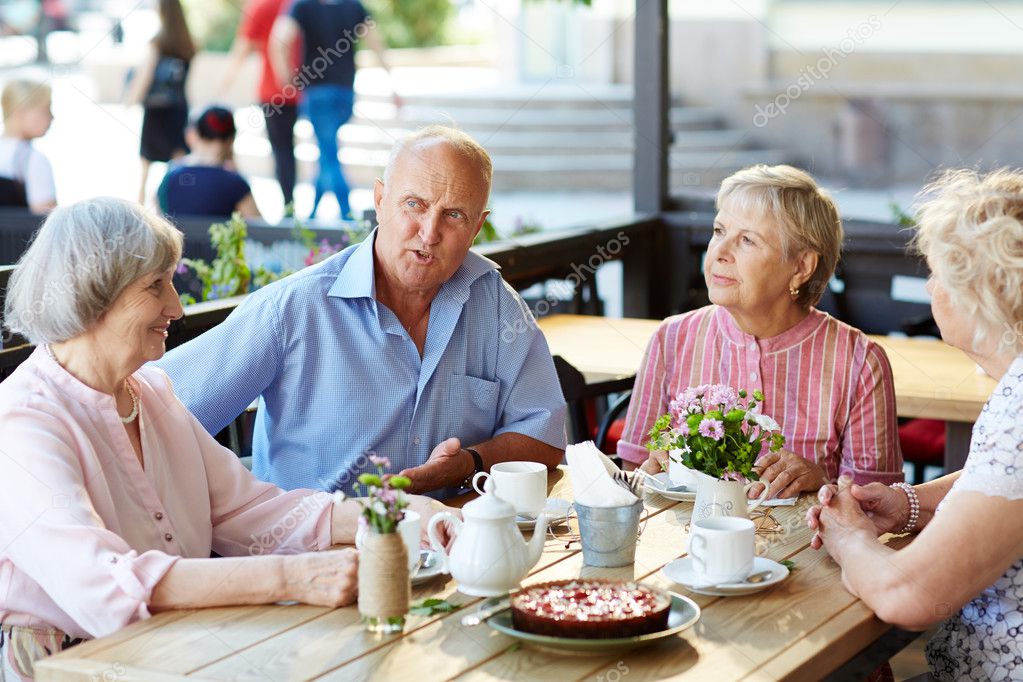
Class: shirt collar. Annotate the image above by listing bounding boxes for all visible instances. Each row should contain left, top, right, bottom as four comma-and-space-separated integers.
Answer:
715, 305, 828, 352
326, 229, 501, 303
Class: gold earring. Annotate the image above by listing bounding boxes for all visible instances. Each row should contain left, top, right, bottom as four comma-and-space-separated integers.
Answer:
789, 286, 799, 298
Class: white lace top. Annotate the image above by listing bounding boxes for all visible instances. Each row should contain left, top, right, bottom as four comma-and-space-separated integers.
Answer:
926, 355, 1023, 680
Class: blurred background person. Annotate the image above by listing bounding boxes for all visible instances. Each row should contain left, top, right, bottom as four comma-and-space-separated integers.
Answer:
0, 79, 56, 214
222, 0, 300, 214
157, 105, 261, 220
127, 0, 195, 204
271, 0, 399, 220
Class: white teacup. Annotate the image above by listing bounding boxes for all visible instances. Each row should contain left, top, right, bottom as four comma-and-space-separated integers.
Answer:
687, 516, 755, 584
356, 510, 421, 571
474, 461, 547, 517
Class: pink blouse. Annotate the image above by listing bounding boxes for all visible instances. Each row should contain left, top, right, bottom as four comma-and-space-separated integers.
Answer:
617, 306, 904, 484
0, 348, 335, 640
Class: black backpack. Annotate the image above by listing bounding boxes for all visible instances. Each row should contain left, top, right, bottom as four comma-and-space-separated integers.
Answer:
144, 55, 189, 108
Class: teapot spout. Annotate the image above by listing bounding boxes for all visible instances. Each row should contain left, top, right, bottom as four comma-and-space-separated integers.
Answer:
525, 514, 548, 569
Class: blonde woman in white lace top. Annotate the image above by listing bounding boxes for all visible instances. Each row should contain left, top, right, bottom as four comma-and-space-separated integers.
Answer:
807, 168, 1023, 681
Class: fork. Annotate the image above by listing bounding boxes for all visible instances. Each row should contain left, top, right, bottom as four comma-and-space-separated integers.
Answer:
611, 469, 641, 496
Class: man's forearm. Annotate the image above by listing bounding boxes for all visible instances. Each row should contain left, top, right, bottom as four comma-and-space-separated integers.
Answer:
469, 432, 564, 473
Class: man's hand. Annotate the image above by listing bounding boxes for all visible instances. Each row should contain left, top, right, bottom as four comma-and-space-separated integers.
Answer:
398, 437, 471, 494
748, 449, 829, 500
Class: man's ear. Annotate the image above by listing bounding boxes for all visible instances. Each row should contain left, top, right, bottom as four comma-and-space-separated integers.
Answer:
373, 178, 384, 214
472, 210, 490, 241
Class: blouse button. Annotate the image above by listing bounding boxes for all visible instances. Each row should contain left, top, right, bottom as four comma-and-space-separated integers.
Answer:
164, 533, 174, 542
154, 512, 164, 520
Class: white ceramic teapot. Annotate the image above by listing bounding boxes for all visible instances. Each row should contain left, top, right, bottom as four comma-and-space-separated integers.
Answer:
427, 472, 547, 597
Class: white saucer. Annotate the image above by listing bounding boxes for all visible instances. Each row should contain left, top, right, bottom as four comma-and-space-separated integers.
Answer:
411, 550, 447, 586
661, 556, 789, 596
515, 498, 573, 529
643, 472, 697, 502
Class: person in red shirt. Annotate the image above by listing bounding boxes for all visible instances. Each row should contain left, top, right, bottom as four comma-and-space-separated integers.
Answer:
223, 0, 300, 211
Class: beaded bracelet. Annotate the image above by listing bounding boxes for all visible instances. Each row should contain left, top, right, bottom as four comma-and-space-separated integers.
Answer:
890, 482, 920, 534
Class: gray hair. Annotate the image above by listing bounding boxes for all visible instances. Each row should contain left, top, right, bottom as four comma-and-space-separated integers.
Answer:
716, 164, 843, 309
4, 197, 183, 345
381, 125, 493, 202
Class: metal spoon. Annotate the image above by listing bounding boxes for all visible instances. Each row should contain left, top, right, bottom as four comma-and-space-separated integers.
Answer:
693, 569, 775, 590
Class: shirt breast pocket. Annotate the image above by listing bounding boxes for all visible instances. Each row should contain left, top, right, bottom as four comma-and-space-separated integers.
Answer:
447, 374, 500, 445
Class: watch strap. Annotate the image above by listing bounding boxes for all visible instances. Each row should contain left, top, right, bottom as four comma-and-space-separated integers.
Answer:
462, 447, 484, 488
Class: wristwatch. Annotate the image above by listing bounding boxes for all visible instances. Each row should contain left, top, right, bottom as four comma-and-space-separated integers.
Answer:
462, 447, 485, 489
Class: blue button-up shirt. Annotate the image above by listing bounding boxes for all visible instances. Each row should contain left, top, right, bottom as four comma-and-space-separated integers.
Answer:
158, 233, 567, 497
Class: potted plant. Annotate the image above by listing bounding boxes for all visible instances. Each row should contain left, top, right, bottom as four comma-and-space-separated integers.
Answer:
646, 384, 785, 520
333, 455, 412, 633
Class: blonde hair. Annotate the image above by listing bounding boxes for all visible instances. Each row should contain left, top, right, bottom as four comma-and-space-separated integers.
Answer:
4, 198, 183, 345
912, 168, 1023, 355
382, 125, 493, 207
716, 164, 843, 308
2, 79, 51, 123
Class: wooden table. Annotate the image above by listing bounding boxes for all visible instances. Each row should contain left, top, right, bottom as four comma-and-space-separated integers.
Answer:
537, 314, 997, 473
38, 470, 908, 681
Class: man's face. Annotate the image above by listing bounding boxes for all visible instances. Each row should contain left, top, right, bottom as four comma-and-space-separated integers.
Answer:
373, 141, 489, 298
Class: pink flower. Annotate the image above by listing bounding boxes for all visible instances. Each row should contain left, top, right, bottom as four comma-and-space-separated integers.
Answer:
703, 385, 739, 412
698, 418, 725, 440
369, 454, 392, 470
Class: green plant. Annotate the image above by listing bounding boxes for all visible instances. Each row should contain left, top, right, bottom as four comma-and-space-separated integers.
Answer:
364, 0, 455, 48
646, 384, 785, 480
178, 213, 252, 304
181, 0, 240, 52
333, 455, 411, 534
410, 598, 456, 616
889, 202, 916, 228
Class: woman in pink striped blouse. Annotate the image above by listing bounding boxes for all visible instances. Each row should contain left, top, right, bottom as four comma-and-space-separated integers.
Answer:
622, 165, 904, 498
0, 198, 453, 681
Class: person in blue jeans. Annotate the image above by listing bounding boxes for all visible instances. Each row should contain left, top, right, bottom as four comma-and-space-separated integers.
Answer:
271, 0, 400, 220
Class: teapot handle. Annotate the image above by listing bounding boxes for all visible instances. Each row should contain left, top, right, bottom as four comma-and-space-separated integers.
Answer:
427, 511, 462, 574
743, 480, 770, 513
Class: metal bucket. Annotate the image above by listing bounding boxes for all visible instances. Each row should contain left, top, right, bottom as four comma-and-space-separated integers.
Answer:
574, 499, 644, 567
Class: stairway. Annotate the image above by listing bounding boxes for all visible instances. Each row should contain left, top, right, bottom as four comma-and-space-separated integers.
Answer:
232, 84, 792, 192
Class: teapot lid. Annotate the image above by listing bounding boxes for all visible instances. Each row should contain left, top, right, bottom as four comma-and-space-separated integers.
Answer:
463, 474, 516, 520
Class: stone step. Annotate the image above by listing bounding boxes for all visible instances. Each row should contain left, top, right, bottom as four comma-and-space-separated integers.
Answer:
338, 101, 724, 132
234, 139, 792, 191
236, 121, 752, 155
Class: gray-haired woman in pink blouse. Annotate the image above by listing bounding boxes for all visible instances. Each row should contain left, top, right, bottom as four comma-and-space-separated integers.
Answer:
0, 197, 452, 680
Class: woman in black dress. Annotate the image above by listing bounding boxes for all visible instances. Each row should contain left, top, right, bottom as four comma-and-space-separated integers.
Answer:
127, 0, 195, 203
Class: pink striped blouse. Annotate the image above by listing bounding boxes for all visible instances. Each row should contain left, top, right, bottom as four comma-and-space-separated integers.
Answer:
617, 306, 904, 485
0, 348, 335, 641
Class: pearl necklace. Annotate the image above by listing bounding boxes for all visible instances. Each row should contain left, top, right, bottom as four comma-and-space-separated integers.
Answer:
45, 345, 139, 423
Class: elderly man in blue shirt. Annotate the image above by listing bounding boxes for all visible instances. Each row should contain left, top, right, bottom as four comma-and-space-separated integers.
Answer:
159, 126, 568, 498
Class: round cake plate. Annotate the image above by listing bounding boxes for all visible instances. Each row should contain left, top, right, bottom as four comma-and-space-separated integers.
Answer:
485, 594, 701, 655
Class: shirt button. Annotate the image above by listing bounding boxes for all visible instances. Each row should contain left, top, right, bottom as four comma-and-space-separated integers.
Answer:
413, 436, 421, 445
154, 512, 164, 520
749, 372, 757, 382
164, 533, 174, 542
748, 342, 756, 350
